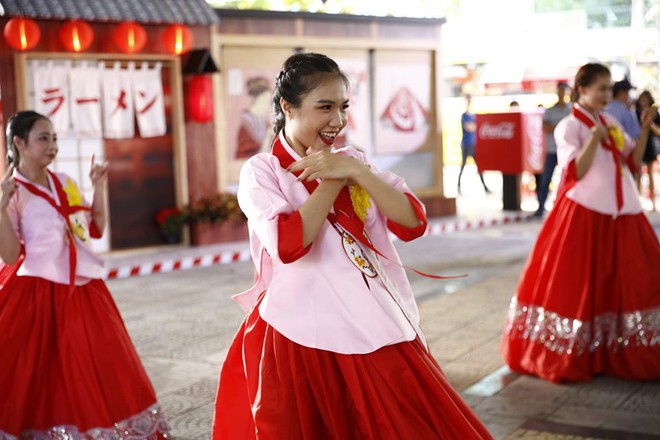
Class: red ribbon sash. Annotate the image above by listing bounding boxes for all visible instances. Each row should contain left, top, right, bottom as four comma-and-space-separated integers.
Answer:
572, 106, 625, 211
272, 136, 462, 280
15, 170, 91, 289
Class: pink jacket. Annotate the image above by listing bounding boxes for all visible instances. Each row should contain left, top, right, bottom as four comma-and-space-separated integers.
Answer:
555, 103, 642, 216
233, 132, 428, 354
7, 170, 104, 285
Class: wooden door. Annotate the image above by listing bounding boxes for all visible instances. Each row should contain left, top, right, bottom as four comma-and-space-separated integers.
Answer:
105, 134, 177, 249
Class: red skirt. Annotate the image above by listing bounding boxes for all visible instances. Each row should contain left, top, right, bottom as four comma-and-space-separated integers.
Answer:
212, 295, 493, 440
501, 196, 660, 383
0, 267, 170, 439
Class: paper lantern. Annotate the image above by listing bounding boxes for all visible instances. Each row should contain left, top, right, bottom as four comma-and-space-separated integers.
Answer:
59, 20, 94, 52
3, 17, 41, 51
161, 24, 193, 55
188, 75, 213, 123
113, 22, 147, 54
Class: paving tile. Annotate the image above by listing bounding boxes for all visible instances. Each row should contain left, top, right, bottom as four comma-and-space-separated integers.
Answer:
550, 406, 660, 436
551, 377, 644, 411
478, 414, 527, 440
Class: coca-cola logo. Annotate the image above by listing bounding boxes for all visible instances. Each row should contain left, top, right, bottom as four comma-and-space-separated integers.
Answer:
479, 122, 516, 140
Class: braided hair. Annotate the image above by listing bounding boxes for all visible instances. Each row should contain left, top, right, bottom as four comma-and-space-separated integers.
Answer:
5, 110, 49, 166
272, 52, 350, 135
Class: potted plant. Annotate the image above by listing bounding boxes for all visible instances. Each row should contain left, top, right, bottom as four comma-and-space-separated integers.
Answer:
155, 207, 186, 244
184, 193, 248, 245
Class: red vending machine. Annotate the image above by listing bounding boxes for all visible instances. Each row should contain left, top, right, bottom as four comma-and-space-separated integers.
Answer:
475, 111, 545, 210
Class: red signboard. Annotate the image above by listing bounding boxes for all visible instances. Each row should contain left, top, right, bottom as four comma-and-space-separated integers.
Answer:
475, 111, 545, 174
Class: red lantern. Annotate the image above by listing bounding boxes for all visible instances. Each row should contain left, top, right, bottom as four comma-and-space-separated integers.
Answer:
3, 17, 41, 51
188, 75, 213, 123
161, 24, 193, 55
59, 20, 94, 52
113, 22, 147, 54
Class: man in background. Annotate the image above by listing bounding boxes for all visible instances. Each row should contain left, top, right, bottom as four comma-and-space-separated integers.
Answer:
605, 78, 640, 140
534, 81, 572, 218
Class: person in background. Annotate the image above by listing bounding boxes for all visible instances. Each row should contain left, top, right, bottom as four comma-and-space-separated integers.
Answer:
534, 81, 572, 218
212, 52, 493, 440
501, 63, 660, 383
635, 90, 660, 211
0, 111, 170, 438
457, 94, 490, 194
605, 78, 640, 140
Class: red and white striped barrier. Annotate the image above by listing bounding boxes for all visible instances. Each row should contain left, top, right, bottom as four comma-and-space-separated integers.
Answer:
103, 212, 533, 280
420, 211, 531, 239
103, 248, 252, 280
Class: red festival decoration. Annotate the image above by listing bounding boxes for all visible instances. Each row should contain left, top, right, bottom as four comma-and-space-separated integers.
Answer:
3, 17, 41, 51
161, 24, 193, 55
113, 22, 147, 54
188, 75, 213, 123
59, 20, 94, 52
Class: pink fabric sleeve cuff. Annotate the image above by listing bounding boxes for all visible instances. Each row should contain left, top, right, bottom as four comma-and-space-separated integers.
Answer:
277, 211, 312, 263
386, 193, 427, 242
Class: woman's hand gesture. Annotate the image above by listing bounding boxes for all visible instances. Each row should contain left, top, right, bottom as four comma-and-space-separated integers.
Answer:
0, 165, 17, 211
89, 154, 109, 187
590, 124, 609, 142
640, 106, 659, 129
288, 149, 365, 183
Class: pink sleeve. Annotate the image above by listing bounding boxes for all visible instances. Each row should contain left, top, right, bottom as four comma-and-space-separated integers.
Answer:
238, 156, 310, 264
555, 117, 584, 169
6, 191, 21, 240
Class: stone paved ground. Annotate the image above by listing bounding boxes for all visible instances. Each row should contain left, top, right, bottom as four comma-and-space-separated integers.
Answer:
106, 213, 660, 440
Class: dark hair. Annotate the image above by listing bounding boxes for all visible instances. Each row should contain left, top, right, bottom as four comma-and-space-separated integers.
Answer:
635, 90, 655, 116
5, 111, 49, 166
571, 63, 611, 103
272, 52, 350, 134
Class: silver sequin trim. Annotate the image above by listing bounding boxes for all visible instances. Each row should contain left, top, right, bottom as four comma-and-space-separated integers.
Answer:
503, 298, 660, 356
0, 403, 170, 440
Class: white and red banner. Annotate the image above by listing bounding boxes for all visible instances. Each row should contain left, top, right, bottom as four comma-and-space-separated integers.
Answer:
102, 62, 136, 139
70, 62, 103, 138
133, 62, 166, 138
32, 60, 71, 136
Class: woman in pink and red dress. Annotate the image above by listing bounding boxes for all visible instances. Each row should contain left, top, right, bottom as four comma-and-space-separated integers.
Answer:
0, 111, 170, 438
212, 52, 492, 439
501, 63, 660, 383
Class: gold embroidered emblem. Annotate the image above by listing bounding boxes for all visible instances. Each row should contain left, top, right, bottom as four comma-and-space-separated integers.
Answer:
341, 229, 377, 278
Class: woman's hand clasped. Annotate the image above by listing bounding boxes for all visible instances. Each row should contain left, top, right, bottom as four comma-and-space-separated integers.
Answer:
288, 149, 366, 185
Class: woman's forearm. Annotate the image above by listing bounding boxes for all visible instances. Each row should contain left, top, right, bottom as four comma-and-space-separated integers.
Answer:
354, 168, 419, 228
0, 209, 21, 264
298, 180, 344, 247
575, 135, 601, 179
90, 183, 107, 233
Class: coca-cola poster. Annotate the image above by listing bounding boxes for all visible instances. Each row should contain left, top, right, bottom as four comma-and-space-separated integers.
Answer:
374, 62, 430, 155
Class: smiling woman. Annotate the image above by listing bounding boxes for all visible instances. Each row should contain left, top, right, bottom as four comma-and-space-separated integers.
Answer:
211, 52, 493, 440
0, 111, 170, 438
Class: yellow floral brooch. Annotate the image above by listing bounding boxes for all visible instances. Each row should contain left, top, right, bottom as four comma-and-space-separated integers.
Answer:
608, 125, 625, 152
62, 178, 83, 207
349, 185, 372, 222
